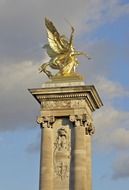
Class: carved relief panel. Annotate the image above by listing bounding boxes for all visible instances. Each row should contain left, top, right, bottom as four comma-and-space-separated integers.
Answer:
53, 118, 71, 189
54, 128, 69, 152
41, 99, 87, 110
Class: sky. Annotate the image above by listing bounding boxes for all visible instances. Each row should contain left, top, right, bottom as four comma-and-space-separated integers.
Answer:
0, 0, 129, 189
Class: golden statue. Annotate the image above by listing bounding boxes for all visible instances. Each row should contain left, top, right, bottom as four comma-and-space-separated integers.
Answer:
39, 18, 91, 78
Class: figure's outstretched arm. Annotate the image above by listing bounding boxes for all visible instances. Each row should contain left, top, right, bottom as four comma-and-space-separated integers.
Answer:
74, 51, 92, 60
69, 26, 74, 47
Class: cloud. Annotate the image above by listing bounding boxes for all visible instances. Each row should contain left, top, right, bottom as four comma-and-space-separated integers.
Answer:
0, 136, 4, 145
0, 61, 38, 90
78, 35, 129, 84
112, 154, 129, 180
0, 0, 129, 63
95, 75, 129, 99
25, 132, 40, 154
109, 1, 129, 21
0, 60, 45, 132
93, 76, 129, 151
110, 128, 129, 150
26, 142, 40, 154
93, 76, 129, 180
26, 140, 40, 154
94, 106, 129, 150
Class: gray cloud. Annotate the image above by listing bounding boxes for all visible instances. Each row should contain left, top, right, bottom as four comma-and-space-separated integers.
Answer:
93, 76, 129, 151
94, 106, 129, 151
78, 35, 129, 86
0, 0, 128, 63
0, 1, 129, 134
93, 77, 129, 180
0, 61, 45, 132
95, 75, 129, 100
112, 154, 129, 180
26, 140, 40, 154
25, 132, 40, 154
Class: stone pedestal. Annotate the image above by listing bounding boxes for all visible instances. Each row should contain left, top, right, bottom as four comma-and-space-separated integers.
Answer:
29, 81, 103, 190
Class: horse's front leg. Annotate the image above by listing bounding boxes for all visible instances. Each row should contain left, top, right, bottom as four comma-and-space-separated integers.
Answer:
39, 62, 53, 78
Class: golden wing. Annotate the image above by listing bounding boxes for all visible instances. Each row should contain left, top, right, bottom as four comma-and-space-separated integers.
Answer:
45, 18, 69, 54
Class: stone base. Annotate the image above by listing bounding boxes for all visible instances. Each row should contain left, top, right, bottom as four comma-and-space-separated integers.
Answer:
42, 73, 85, 88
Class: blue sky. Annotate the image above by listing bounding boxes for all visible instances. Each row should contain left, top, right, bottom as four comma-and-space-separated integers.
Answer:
0, 0, 129, 190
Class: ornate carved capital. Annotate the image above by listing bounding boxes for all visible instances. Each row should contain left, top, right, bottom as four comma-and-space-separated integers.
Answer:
69, 114, 95, 135
37, 116, 55, 128
85, 120, 95, 135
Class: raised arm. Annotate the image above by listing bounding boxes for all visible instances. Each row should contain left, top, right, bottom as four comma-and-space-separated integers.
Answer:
69, 26, 75, 47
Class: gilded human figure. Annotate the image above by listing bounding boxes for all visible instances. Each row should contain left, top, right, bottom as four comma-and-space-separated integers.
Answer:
39, 18, 91, 78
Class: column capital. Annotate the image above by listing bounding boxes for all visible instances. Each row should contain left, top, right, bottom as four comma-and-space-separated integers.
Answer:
37, 115, 55, 128
69, 114, 95, 135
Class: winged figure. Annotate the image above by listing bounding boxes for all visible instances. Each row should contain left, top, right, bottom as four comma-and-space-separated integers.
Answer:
39, 18, 90, 78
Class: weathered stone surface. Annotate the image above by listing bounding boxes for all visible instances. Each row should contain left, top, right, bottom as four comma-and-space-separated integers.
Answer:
29, 81, 103, 190
39, 127, 53, 190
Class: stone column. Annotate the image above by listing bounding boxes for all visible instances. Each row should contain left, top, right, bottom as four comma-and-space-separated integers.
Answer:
37, 116, 55, 190
70, 115, 94, 190
85, 135, 92, 190
70, 115, 86, 190
73, 126, 86, 190
85, 120, 94, 190
29, 84, 103, 190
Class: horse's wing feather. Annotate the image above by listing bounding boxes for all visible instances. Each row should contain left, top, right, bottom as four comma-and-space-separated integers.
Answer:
45, 18, 69, 54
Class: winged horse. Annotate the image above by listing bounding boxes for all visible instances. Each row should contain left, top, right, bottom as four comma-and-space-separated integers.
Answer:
39, 18, 90, 78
